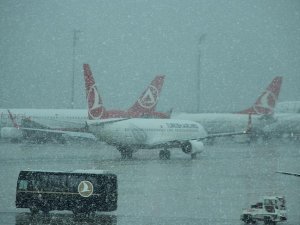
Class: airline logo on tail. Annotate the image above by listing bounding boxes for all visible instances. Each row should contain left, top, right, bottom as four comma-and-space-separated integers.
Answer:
87, 84, 104, 119
252, 90, 276, 114
137, 85, 159, 109
128, 75, 165, 114
238, 76, 282, 115
83, 64, 105, 119
83, 64, 168, 119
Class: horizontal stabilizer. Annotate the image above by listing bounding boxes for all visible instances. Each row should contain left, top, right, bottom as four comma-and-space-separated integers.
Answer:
276, 171, 300, 177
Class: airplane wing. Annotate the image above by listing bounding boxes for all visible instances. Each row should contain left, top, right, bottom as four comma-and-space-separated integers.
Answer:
21, 117, 87, 130
20, 127, 97, 140
276, 171, 300, 177
86, 118, 130, 126
200, 130, 249, 140
7, 108, 87, 131
17, 118, 130, 141
7, 110, 96, 141
198, 113, 252, 140
148, 129, 249, 149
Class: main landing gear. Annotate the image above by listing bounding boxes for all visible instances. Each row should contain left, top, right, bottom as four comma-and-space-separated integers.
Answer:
159, 148, 170, 160
191, 153, 197, 159
117, 146, 133, 159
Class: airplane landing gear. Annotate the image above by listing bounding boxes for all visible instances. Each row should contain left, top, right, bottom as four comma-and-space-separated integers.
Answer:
159, 149, 170, 160
117, 146, 133, 159
191, 153, 197, 159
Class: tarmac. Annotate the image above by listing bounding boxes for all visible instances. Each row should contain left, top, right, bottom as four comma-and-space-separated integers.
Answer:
0, 139, 299, 225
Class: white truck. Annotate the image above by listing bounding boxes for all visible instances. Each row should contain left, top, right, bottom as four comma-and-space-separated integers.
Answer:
240, 196, 287, 225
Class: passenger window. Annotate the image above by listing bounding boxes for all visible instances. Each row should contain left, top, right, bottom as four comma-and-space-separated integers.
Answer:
87, 177, 97, 191
38, 175, 49, 191
68, 175, 85, 192
18, 180, 28, 190
27, 181, 34, 191
28, 179, 40, 191
48, 174, 67, 191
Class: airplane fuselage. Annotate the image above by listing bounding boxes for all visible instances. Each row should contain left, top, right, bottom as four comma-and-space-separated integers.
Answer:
87, 118, 207, 148
172, 113, 268, 134
263, 113, 300, 138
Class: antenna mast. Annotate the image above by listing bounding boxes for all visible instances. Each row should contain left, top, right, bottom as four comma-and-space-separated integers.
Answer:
71, 29, 81, 109
196, 34, 206, 113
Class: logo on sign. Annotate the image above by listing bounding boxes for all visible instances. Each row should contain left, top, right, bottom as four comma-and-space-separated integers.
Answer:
87, 85, 104, 119
137, 85, 159, 109
78, 181, 94, 197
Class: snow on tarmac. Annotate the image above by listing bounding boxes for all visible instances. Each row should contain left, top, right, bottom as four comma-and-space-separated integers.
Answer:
0, 140, 299, 225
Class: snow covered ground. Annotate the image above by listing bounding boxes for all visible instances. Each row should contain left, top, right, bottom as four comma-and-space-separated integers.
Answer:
0, 140, 299, 225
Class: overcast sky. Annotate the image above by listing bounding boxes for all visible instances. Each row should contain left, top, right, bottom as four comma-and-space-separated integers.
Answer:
1, 0, 299, 113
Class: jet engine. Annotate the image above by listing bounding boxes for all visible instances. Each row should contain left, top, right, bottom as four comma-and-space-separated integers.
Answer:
181, 140, 204, 155
1, 127, 23, 139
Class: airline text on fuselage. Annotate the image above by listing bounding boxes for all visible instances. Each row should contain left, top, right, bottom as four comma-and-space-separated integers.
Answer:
166, 123, 199, 129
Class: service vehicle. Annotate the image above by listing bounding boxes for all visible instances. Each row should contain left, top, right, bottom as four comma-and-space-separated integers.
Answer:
240, 196, 287, 225
15, 169, 118, 216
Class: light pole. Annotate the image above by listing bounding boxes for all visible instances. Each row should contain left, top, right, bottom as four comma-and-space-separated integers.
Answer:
71, 29, 81, 109
196, 34, 206, 113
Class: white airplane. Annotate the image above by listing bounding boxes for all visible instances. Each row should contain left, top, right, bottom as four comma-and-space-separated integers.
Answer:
172, 76, 282, 141
263, 101, 300, 140
0, 109, 90, 142
87, 118, 208, 159
262, 113, 300, 140
21, 115, 249, 159
253, 100, 300, 140
0, 71, 168, 142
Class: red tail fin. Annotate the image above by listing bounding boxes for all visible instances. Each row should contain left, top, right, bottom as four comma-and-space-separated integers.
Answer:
237, 76, 282, 115
83, 64, 105, 119
127, 75, 165, 115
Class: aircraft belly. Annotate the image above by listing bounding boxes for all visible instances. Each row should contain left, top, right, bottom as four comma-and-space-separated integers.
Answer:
99, 129, 144, 145
148, 132, 171, 145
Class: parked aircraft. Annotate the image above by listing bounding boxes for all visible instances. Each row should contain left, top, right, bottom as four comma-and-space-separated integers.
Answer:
262, 113, 300, 141
87, 117, 208, 159
264, 100, 300, 140
172, 76, 282, 141
0, 109, 89, 142
0, 67, 168, 141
